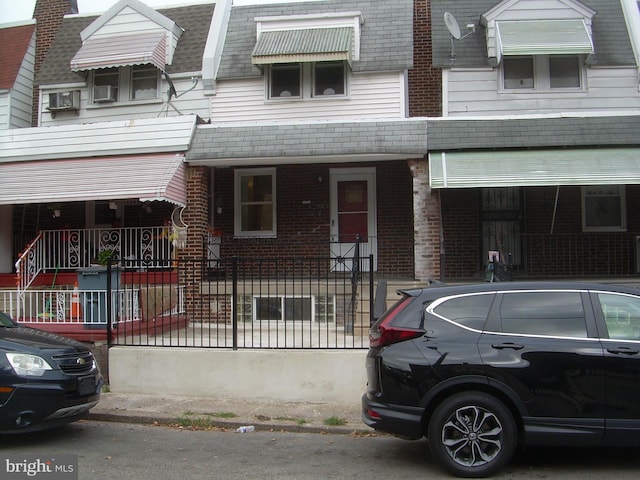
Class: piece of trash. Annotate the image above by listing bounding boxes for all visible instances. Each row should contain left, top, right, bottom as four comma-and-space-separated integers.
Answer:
236, 425, 256, 433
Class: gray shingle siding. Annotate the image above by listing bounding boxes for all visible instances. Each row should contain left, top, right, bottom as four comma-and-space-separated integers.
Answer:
36, 4, 215, 86
431, 0, 635, 68
187, 120, 427, 160
427, 115, 640, 151
217, 0, 413, 80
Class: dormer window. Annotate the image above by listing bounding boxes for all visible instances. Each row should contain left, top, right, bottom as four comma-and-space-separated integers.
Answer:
131, 65, 159, 100
502, 55, 583, 91
268, 61, 346, 100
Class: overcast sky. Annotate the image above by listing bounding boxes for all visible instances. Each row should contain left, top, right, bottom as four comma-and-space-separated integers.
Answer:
0, 0, 311, 24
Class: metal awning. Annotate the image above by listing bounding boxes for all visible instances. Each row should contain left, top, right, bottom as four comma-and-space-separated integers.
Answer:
0, 154, 186, 205
251, 27, 353, 65
70, 31, 166, 71
429, 149, 640, 188
496, 19, 593, 56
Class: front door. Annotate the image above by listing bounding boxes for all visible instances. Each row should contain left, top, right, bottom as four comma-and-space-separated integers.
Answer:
330, 168, 377, 272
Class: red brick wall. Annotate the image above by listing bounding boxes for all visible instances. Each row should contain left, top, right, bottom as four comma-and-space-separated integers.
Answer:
32, 0, 77, 126
409, 0, 442, 117
207, 162, 414, 277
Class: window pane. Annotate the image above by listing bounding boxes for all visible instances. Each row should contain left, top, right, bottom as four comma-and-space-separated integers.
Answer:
503, 57, 534, 89
284, 298, 312, 321
255, 297, 282, 321
241, 204, 273, 231
241, 175, 272, 202
94, 68, 119, 101
598, 293, 640, 340
314, 62, 345, 96
433, 294, 494, 330
132, 66, 158, 100
584, 186, 623, 229
270, 64, 301, 98
500, 292, 587, 337
549, 56, 580, 88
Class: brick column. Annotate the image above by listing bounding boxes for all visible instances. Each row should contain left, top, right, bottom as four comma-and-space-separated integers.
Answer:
409, 158, 441, 282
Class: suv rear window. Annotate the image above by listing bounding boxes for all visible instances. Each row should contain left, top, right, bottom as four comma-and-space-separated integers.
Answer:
432, 293, 494, 330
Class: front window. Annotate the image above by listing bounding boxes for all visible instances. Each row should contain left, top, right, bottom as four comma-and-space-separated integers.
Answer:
131, 65, 159, 100
93, 67, 119, 102
502, 55, 583, 91
313, 62, 345, 96
238, 295, 335, 323
270, 64, 301, 98
582, 186, 626, 232
234, 168, 276, 237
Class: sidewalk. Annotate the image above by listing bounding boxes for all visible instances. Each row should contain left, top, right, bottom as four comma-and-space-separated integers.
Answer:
88, 391, 367, 435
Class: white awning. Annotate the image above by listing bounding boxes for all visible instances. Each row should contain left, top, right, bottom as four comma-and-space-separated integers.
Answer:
252, 27, 353, 65
0, 154, 186, 206
70, 31, 166, 71
496, 19, 594, 56
429, 149, 640, 188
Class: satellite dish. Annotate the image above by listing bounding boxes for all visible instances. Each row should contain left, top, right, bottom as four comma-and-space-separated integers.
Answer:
444, 12, 462, 40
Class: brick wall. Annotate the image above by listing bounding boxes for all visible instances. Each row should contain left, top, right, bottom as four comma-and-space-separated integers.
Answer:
32, 0, 78, 126
409, 0, 442, 117
209, 162, 414, 278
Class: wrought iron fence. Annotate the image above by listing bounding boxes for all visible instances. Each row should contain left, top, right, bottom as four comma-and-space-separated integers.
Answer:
111, 254, 373, 350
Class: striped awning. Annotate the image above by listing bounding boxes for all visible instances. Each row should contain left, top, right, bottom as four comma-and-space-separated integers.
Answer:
252, 27, 353, 65
496, 19, 593, 56
70, 31, 166, 71
0, 154, 186, 206
429, 149, 640, 188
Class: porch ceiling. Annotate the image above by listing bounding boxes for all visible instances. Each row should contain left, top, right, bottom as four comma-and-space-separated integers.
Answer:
429, 148, 640, 188
0, 153, 186, 205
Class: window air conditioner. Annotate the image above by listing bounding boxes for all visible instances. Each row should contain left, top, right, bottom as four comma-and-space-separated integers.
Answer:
47, 91, 81, 111
94, 85, 116, 102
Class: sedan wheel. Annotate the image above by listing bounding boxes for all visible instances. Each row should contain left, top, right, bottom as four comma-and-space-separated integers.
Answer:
427, 392, 517, 478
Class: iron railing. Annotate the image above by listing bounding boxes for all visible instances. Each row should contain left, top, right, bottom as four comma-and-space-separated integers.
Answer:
112, 254, 373, 350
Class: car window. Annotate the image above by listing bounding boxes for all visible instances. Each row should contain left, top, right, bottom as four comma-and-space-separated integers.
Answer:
596, 292, 640, 340
499, 292, 587, 338
432, 293, 494, 330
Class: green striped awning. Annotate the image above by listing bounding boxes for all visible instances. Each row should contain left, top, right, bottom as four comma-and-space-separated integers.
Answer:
428, 149, 640, 189
252, 27, 353, 65
496, 19, 593, 56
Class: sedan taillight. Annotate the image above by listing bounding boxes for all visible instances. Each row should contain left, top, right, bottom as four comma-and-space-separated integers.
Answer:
369, 296, 424, 347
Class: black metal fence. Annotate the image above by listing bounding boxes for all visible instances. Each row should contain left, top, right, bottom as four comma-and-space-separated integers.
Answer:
108, 254, 374, 350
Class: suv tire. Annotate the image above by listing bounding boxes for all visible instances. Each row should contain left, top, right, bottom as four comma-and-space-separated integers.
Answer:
427, 391, 517, 478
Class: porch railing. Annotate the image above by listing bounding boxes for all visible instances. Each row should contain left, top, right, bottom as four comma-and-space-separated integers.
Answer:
15, 226, 173, 291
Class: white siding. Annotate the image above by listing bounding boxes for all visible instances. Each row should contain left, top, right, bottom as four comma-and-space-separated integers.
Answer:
445, 66, 640, 116
39, 76, 210, 127
0, 95, 9, 130
9, 29, 35, 129
210, 71, 405, 123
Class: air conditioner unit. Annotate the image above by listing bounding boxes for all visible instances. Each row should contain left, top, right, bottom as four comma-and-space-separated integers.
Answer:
93, 85, 116, 103
47, 91, 80, 111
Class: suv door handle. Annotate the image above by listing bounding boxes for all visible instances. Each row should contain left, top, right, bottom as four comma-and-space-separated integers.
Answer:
492, 343, 524, 350
607, 346, 640, 355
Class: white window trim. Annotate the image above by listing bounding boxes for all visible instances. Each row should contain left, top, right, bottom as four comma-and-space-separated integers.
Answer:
248, 295, 336, 323
234, 167, 277, 238
89, 65, 162, 106
500, 55, 586, 93
581, 185, 627, 232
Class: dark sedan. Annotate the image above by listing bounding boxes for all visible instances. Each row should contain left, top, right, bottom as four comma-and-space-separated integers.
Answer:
362, 281, 640, 477
0, 311, 103, 433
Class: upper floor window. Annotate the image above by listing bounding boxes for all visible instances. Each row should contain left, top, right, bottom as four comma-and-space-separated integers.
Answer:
234, 168, 276, 237
502, 55, 583, 91
131, 65, 159, 100
91, 65, 159, 104
268, 62, 347, 100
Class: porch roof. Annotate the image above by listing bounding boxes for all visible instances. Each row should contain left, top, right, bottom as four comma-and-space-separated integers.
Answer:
428, 148, 640, 188
0, 153, 186, 206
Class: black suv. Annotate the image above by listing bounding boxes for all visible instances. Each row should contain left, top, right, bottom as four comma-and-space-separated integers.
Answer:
0, 312, 103, 433
362, 282, 640, 477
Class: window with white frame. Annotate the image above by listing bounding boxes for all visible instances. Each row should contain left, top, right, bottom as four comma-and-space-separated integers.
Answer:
238, 295, 335, 323
582, 186, 626, 232
91, 65, 160, 104
131, 65, 159, 100
268, 61, 347, 100
234, 168, 276, 237
502, 55, 583, 91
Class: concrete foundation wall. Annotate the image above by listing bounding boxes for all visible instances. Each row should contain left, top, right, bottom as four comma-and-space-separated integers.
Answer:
108, 347, 368, 404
